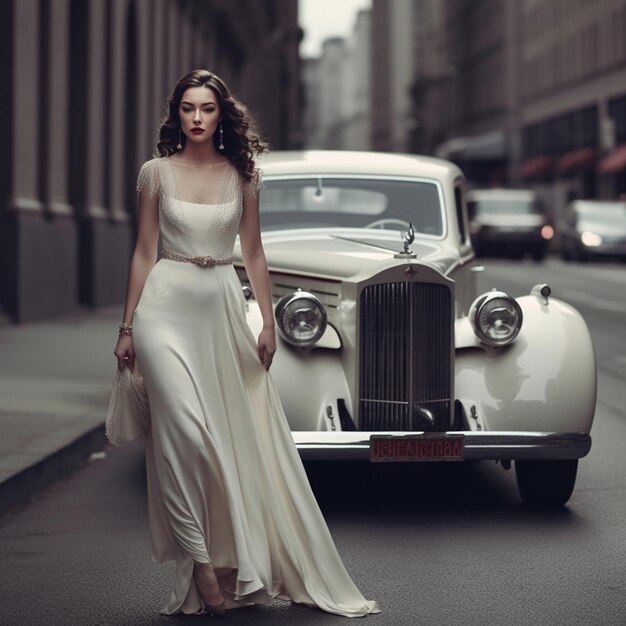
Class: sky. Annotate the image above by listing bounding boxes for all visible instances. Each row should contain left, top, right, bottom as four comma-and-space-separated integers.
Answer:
298, 0, 372, 58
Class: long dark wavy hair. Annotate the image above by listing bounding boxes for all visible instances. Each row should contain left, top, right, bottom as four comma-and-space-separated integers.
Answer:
157, 70, 268, 182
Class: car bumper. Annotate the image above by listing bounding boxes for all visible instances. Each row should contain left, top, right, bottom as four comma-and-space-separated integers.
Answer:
293, 431, 591, 461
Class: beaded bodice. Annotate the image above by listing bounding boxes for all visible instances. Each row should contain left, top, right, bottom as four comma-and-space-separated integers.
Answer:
136, 157, 259, 259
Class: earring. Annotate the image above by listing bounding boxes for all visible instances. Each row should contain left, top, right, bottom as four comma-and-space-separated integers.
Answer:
218, 122, 225, 150
176, 129, 183, 151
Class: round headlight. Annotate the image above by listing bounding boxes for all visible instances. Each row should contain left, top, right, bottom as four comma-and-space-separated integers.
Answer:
469, 290, 523, 346
581, 231, 602, 247
275, 291, 327, 347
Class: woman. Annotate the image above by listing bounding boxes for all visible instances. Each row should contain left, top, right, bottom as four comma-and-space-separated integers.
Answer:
113, 70, 380, 619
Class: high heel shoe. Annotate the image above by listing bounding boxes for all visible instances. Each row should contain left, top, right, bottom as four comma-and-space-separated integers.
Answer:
193, 561, 226, 618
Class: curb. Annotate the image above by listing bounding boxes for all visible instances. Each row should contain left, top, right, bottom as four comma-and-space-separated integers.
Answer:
0, 424, 108, 517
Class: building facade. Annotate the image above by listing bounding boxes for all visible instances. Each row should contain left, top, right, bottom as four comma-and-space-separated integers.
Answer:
518, 0, 626, 201
414, 0, 626, 205
420, 0, 515, 183
343, 9, 372, 151
370, 0, 417, 152
410, 0, 452, 155
302, 0, 626, 213
309, 37, 350, 148
302, 10, 372, 151
0, 0, 301, 323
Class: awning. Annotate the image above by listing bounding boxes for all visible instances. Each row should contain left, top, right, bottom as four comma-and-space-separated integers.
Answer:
598, 145, 626, 173
556, 147, 596, 173
519, 155, 555, 179
435, 130, 506, 160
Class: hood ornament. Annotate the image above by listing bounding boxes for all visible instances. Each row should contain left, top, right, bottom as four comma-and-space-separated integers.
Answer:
394, 222, 417, 259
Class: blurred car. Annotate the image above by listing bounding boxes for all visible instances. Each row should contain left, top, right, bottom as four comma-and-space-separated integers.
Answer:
467, 188, 554, 261
233, 151, 595, 508
559, 199, 626, 262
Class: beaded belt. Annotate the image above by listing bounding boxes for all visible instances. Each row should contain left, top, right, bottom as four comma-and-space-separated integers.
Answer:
160, 248, 233, 268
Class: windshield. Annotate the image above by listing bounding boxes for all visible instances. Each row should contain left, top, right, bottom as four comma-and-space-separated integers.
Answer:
259, 177, 444, 236
575, 203, 626, 223
469, 199, 543, 216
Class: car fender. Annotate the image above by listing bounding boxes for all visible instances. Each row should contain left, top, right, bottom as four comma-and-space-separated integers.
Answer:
455, 295, 597, 433
245, 300, 351, 431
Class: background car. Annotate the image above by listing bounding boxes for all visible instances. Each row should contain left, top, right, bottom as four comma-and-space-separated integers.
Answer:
467, 188, 554, 261
233, 151, 596, 508
559, 199, 626, 262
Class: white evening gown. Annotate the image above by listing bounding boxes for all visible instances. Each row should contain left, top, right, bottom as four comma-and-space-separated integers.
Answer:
132, 157, 380, 617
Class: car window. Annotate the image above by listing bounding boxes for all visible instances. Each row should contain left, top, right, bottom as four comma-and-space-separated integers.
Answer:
470, 199, 542, 216
575, 204, 626, 222
260, 177, 444, 236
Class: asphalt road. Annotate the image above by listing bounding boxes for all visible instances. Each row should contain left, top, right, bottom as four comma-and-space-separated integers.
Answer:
1, 258, 625, 626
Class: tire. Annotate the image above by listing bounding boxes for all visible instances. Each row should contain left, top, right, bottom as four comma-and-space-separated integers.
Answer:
515, 459, 578, 508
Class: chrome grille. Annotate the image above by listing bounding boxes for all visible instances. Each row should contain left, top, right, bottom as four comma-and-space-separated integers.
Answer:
359, 282, 452, 431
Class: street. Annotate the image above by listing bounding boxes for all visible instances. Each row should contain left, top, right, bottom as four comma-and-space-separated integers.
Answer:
1, 258, 625, 626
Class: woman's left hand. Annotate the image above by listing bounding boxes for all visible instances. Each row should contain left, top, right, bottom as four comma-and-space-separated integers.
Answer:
257, 325, 277, 371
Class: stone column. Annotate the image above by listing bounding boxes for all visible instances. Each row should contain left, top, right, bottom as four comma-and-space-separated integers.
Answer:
136, 0, 154, 165
39, 0, 80, 316
153, 0, 167, 141
77, 0, 131, 308
109, 0, 130, 223
180, 13, 193, 74
45, 0, 73, 218
107, 0, 135, 284
8, 0, 42, 214
166, 1, 180, 89
84, 0, 108, 222
201, 29, 215, 71
1, 0, 49, 321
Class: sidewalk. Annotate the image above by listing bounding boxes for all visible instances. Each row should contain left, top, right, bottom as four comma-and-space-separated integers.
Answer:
0, 306, 121, 516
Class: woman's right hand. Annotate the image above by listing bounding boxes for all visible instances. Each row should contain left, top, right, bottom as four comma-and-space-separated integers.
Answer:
114, 334, 135, 370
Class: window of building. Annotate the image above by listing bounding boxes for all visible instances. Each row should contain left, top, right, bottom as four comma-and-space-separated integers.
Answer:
581, 106, 598, 148
609, 95, 626, 144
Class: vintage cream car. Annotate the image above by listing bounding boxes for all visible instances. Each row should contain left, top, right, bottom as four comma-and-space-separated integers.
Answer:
233, 151, 596, 508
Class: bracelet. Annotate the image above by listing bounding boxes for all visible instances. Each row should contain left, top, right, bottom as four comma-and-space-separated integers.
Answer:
118, 323, 133, 336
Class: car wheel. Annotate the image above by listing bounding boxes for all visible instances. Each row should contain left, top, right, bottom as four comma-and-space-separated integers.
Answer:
515, 459, 578, 508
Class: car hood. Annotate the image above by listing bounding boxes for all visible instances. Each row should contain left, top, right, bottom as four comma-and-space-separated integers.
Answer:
233, 229, 458, 279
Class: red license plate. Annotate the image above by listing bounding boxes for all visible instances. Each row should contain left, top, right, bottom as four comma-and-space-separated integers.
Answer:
369, 434, 465, 462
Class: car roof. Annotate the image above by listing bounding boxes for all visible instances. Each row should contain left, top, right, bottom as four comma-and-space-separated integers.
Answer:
256, 150, 463, 179
467, 188, 537, 201
570, 199, 626, 210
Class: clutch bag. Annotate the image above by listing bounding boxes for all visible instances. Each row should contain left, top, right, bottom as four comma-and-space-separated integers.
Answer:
105, 365, 151, 446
